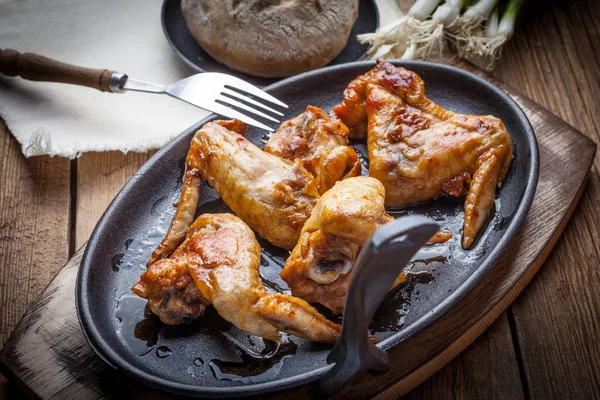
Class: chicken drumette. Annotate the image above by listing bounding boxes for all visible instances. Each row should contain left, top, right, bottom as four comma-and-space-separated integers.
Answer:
280, 177, 392, 313
331, 59, 513, 248
133, 213, 341, 343
149, 119, 321, 265
265, 106, 361, 194
280, 176, 450, 314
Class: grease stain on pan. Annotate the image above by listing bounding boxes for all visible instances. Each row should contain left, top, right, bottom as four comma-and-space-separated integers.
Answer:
369, 270, 436, 333
115, 294, 161, 356
209, 340, 298, 384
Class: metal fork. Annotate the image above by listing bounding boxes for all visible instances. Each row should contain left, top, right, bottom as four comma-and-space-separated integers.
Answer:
0, 49, 287, 132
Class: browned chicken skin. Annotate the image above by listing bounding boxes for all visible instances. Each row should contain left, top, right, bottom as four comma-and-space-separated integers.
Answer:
280, 176, 449, 314
131, 260, 208, 325
265, 106, 361, 194
149, 120, 321, 265
281, 177, 392, 314
331, 60, 513, 248
133, 214, 341, 343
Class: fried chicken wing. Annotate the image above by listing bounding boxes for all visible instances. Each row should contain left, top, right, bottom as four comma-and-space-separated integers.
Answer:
133, 214, 340, 343
264, 106, 361, 194
281, 176, 451, 314
149, 120, 321, 265
280, 177, 389, 313
131, 259, 209, 325
331, 60, 513, 248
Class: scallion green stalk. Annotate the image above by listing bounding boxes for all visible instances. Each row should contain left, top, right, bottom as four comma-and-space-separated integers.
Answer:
497, 0, 525, 37
454, 0, 527, 71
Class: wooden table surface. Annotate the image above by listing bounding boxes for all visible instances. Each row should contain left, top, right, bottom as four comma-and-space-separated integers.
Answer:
1, 0, 599, 398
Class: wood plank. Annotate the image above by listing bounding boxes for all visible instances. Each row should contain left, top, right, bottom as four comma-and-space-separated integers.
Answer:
511, 202, 600, 399
492, 0, 600, 398
402, 314, 525, 400
0, 118, 71, 398
75, 151, 153, 249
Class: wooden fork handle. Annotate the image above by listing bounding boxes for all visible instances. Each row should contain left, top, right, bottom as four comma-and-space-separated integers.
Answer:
0, 49, 117, 92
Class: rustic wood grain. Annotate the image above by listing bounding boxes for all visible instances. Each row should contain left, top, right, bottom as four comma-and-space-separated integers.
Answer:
0, 117, 71, 397
402, 314, 525, 400
0, 76, 595, 399
75, 151, 153, 249
0, 247, 172, 400
492, 0, 600, 397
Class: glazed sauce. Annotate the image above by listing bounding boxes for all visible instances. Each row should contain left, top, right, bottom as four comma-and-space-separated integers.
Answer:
259, 253, 291, 295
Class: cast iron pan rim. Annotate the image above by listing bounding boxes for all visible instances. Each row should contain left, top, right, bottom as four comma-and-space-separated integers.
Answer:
76, 60, 539, 398
159, 0, 380, 82
160, 0, 197, 75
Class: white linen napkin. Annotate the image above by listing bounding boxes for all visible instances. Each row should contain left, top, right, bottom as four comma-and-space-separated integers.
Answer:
0, 0, 401, 158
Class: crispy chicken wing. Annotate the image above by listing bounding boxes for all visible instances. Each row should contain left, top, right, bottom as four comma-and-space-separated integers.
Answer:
281, 176, 451, 314
281, 177, 388, 314
149, 120, 320, 265
331, 60, 513, 248
133, 214, 341, 343
264, 106, 361, 194
130, 259, 209, 325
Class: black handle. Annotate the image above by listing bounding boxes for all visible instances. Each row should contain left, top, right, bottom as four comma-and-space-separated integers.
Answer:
313, 215, 439, 398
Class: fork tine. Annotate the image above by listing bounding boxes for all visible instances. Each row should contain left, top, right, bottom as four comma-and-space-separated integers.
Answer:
217, 96, 280, 123
208, 102, 274, 132
221, 88, 284, 117
223, 76, 288, 108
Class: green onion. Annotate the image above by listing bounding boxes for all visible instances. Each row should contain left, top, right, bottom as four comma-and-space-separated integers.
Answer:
484, 7, 499, 37
497, 0, 524, 38
454, 0, 526, 70
459, 0, 500, 30
359, 0, 456, 60
357, 0, 525, 69
409, 0, 444, 20
432, 0, 465, 28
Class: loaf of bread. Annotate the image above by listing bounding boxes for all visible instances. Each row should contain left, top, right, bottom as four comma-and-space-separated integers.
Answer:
181, 0, 359, 78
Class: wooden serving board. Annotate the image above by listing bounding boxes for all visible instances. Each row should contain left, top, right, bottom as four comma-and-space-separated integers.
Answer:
0, 70, 596, 400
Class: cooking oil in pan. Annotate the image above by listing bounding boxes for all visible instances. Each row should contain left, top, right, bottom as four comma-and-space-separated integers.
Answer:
115, 293, 161, 356
156, 346, 173, 358
209, 338, 297, 383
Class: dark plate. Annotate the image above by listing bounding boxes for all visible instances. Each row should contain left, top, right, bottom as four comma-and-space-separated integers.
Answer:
76, 61, 539, 398
161, 0, 379, 87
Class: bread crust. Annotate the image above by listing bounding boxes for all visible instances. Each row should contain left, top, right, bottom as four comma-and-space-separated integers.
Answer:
181, 0, 359, 78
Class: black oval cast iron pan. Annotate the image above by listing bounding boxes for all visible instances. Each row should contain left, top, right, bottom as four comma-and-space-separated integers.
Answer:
161, 0, 379, 87
76, 60, 539, 398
